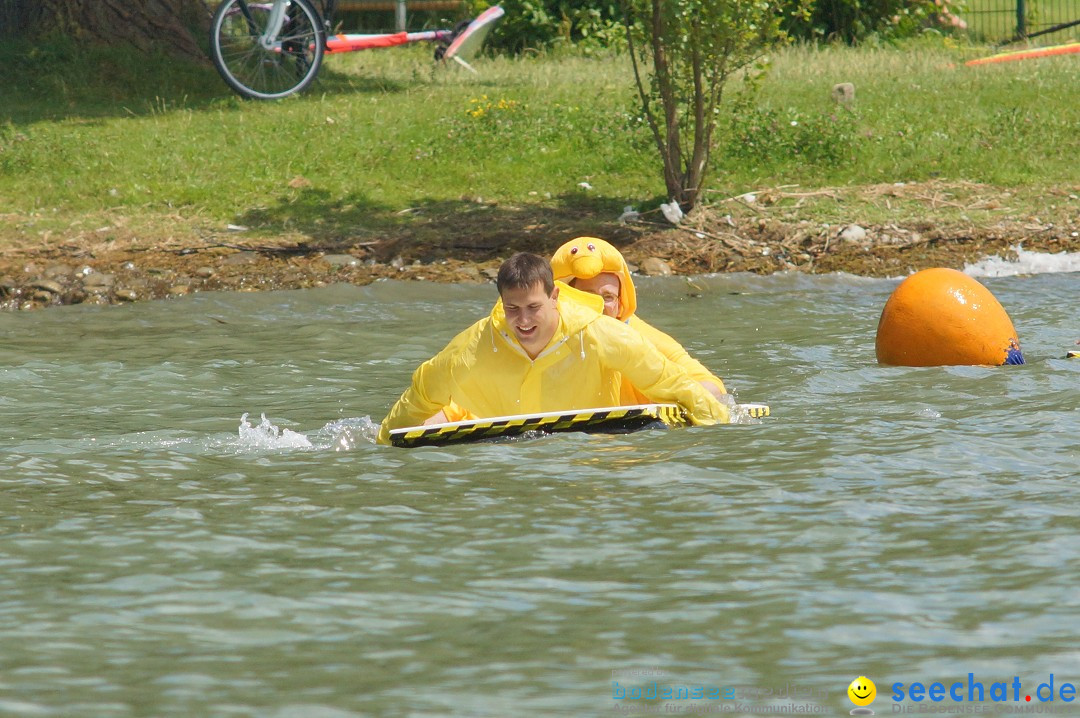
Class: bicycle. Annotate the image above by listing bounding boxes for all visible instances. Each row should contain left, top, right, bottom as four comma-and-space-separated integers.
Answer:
209, 0, 504, 100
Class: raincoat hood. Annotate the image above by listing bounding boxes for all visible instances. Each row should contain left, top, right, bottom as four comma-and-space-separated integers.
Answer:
550, 237, 637, 321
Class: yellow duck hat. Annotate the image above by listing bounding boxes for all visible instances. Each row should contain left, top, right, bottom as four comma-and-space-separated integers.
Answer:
550, 237, 637, 321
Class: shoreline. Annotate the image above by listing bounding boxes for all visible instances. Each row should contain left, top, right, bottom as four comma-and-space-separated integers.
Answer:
2, 203, 1078, 311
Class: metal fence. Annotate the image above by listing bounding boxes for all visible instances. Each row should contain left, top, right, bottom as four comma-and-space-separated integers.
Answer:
961, 0, 1080, 43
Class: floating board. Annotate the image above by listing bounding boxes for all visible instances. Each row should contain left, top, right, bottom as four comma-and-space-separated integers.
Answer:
739, 403, 771, 419
389, 402, 770, 448
965, 42, 1080, 67
390, 403, 687, 448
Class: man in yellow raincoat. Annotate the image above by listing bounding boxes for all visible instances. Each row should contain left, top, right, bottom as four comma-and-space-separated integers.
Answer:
550, 237, 728, 403
377, 253, 728, 444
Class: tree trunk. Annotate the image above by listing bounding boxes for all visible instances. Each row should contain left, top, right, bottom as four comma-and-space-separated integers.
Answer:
2, 0, 212, 61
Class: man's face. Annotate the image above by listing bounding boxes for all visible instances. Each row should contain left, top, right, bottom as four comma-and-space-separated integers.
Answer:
501, 282, 560, 358
572, 272, 621, 318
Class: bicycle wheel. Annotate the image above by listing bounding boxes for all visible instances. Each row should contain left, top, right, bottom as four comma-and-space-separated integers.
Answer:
210, 0, 325, 100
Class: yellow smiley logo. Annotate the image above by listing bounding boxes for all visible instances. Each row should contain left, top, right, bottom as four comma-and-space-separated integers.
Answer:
848, 676, 877, 706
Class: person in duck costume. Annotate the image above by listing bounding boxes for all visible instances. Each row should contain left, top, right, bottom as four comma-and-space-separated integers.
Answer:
550, 237, 728, 404
377, 253, 728, 444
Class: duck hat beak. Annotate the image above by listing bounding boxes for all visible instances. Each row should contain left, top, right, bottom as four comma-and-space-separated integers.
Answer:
550, 236, 637, 320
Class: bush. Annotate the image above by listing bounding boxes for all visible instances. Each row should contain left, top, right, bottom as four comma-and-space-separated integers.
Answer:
471, 0, 968, 53
470, 0, 625, 53
780, 0, 967, 44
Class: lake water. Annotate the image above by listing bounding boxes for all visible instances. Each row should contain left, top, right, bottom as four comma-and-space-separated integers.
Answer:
1, 260, 1078, 716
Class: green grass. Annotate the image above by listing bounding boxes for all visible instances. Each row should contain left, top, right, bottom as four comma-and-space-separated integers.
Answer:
742, 40, 1080, 185
1, 36, 1078, 248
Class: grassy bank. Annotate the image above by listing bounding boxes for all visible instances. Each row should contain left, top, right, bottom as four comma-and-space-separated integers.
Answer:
1, 37, 1078, 254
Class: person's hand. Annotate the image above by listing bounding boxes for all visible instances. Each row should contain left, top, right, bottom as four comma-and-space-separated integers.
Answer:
423, 410, 449, 426
701, 381, 729, 403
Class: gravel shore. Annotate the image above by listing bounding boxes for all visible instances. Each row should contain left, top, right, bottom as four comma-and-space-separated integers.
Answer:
3, 200, 1077, 311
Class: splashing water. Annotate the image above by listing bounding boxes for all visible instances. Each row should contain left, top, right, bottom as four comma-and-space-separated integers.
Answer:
964, 245, 1080, 277
315, 416, 382, 451
731, 403, 768, 424
236, 413, 314, 450
230, 414, 383, 452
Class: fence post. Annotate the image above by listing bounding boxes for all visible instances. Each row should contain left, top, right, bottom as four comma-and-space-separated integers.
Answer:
396, 0, 406, 31
1016, 0, 1027, 39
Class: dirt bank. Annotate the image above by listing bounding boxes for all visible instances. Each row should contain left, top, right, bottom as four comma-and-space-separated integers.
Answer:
2, 182, 1078, 311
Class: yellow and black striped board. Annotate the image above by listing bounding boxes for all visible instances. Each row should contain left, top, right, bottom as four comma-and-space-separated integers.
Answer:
740, 403, 771, 419
390, 403, 690, 448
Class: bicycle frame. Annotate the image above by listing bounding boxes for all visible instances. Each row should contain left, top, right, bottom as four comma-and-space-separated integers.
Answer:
324, 4, 503, 59
211, 0, 504, 99
239, 0, 492, 55
233, 0, 333, 48
325, 28, 452, 53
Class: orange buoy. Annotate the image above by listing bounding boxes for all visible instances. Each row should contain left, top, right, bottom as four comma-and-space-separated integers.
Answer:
875, 268, 1024, 366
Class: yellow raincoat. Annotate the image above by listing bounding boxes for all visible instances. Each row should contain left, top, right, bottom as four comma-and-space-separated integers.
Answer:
550, 237, 727, 404
376, 282, 728, 444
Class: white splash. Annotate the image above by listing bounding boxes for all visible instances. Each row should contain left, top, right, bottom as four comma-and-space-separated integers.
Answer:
964, 245, 1080, 277
726, 395, 770, 425
315, 416, 381, 451
237, 413, 313, 450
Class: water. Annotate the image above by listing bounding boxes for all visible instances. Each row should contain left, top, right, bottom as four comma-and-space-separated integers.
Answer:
1, 268, 1077, 717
